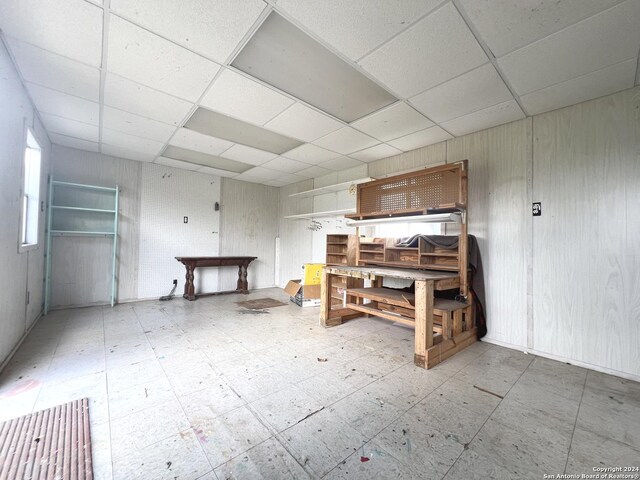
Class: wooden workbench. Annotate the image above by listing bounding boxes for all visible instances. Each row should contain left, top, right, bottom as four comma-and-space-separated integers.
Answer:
175, 256, 257, 300
320, 265, 476, 369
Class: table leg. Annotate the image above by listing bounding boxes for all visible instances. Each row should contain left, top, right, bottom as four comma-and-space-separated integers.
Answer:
320, 270, 336, 327
414, 280, 434, 368
241, 263, 249, 293
183, 264, 196, 301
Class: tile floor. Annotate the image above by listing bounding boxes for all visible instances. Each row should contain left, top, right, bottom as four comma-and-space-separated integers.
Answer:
1, 288, 639, 479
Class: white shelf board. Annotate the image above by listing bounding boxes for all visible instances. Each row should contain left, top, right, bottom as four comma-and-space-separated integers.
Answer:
284, 208, 356, 220
345, 212, 462, 226
288, 177, 373, 198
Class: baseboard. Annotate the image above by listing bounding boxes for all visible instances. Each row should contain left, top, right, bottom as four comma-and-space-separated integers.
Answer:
482, 336, 640, 383
0, 310, 43, 374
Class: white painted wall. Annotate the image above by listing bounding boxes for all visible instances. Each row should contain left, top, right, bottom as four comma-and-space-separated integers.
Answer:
218, 178, 279, 290
51, 147, 222, 305
0, 40, 51, 366
137, 163, 220, 299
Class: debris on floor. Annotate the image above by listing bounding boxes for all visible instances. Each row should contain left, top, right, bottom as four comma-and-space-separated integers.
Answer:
236, 297, 287, 310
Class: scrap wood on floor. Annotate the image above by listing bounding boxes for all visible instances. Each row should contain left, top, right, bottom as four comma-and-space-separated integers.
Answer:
235, 297, 288, 310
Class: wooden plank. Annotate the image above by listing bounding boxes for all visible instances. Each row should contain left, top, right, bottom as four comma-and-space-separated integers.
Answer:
344, 303, 415, 327
425, 328, 477, 369
346, 287, 414, 308
413, 280, 434, 367
320, 270, 334, 327
453, 309, 463, 336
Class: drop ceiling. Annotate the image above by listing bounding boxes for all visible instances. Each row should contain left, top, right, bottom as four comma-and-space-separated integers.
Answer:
1, 0, 638, 187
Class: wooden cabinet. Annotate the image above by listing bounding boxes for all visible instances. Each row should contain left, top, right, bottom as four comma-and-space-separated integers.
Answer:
325, 234, 358, 266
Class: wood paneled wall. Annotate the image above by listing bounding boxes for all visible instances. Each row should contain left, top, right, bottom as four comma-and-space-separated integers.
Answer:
532, 87, 640, 377
219, 178, 279, 290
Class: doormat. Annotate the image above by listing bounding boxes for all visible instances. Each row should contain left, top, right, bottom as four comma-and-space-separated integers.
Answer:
0, 398, 93, 479
236, 297, 288, 310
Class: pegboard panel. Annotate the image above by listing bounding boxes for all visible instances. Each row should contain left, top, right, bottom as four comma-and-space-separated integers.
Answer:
353, 162, 466, 218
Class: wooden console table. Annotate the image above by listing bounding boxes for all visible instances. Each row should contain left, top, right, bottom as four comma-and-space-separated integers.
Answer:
175, 256, 257, 300
320, 265, 476, 369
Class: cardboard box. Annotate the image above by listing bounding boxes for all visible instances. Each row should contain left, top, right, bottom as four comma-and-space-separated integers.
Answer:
284, 280, 321, 307
302, 263, 324, 285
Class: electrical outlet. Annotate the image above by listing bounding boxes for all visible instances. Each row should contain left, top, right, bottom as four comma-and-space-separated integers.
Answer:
183, 216, 188, 223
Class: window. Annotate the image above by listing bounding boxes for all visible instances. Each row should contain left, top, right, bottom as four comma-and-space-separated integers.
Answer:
20, 129, 41, 250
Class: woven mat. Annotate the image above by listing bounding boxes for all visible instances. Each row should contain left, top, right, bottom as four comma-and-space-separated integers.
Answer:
0, 398, 93, 480
236, 297, 287, 310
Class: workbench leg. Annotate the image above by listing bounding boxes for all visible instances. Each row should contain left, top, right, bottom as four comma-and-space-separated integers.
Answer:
414, 280, 434, 368
183, 265, 196, 301
320, 271, 339, 327
453, 309, 463, 336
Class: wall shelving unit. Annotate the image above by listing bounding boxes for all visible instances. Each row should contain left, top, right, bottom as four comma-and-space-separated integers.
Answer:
44, 179, 119, 313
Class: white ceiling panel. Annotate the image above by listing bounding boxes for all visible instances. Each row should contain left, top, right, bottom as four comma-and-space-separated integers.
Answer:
276, 0, 442, 61
349, 143, 402, 163
235, 167, 283, 181
313, 127, 378, 155
351, 102, 434, 141
498, 1, 640, 95
319, 156, 364, 171
0, 0, 103, 66
410, 63, 514, 123
297, 165, 332, 178
282, 144, 341, 164
49, 133, 100, 152
104, 74, 193, 126
359, 2, 488, 98
201, 69, 294, 125
7, 39, 100, 101
169, 128, 234, 156
40, 113, 99, 142
26, 83, 100, 125
102, 106, 176, 143
261, 156, 310, 173
387, 126, 452, 152
195, 165, 239, 178
264, 103, 343, 142
277, 172, 307, 185
458, 0, 624, 57
441, 100, 525, 136
521, 59, 636, 116
107, 15, 220, 101
110, 0, 266, 63
155, 156, 200, 171
101, 128, 165, 155
220, 144, 278, 166
101, 143, 156, 162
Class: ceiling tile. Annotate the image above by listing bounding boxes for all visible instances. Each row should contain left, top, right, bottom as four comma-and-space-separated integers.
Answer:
351, 102, 434, 141
26, 83, 100, 125
102, 106, 176, 143
359, 2, 488, 97
200, 69, 295, 125
0, 0, 103, 66
350, 143, 402, 162
235, 167, 283, 181
220, 144, 278, 166
410, 63, 514, 123
104, 74, 193, 126
261, 156, 310, 173
319, 156, 364, 171
101, 143, 156, 162
276, 0, 442, 61
458, 0, 624, 57
264, 103, 343, 142
277, 173, 307, 185
196, 165, 239, 178
282, 144, 341, 164
497, 1, 640, 95
263, 179, 289, 187
155, 156, 200, 171
296, 165, 332, 178
49, 133, 100, 152
40, 113, 99, 142
441, 100, 525, 136
387, 126, 453, 151
101, 128, 165, 155
520, 59, 636, 116
6, 39, 100, 101
169, 128, 233, 156
110, 0, 265, 63
313, 127, 378, 155
107, 15, 220, 101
